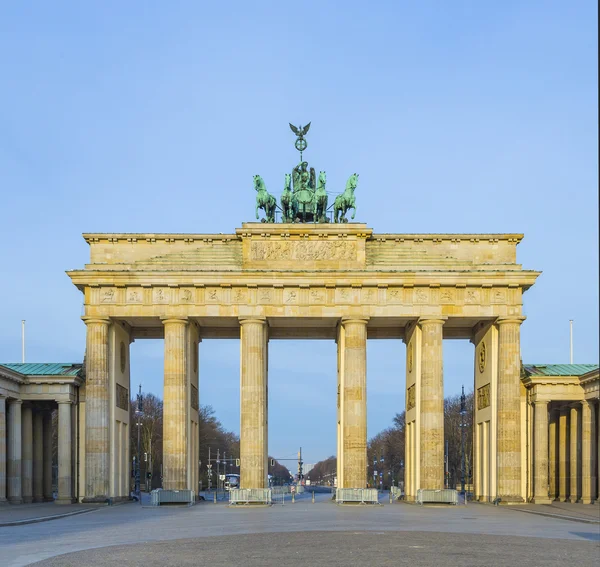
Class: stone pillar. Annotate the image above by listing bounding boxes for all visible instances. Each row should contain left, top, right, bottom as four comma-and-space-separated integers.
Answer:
419, 318, 445, 490
239, 318, 268, 489
32, 411, 44, 502
43, 411, 53, 501
496, 317, 525, 503
163, 318, 189, 490
532, 401, 551, 503
548, 409, 558, 500
581, 400, 595, 504
83, 317, 111, 502
0, 396, 6, 505
7, 400, 22, 503
57, 401, 73, 503
21, 405, 33, 504
558, 407, 568, 501
340, 317, 368, 489
569, 404, 580, 503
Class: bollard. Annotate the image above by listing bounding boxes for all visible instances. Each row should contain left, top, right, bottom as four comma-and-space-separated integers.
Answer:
389, 491, 393, 504
312, 491, 315, 503
292, 492, 295, 503
213, 491, 217, 504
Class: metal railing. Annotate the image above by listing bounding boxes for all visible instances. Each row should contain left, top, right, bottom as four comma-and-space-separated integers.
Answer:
336, 488, 379, 504
150, 489, 195, 506
416, 488, 458, 505
229, 488, 272, 505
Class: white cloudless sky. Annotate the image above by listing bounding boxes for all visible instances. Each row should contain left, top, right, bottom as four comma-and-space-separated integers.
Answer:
0, 1, 597, 463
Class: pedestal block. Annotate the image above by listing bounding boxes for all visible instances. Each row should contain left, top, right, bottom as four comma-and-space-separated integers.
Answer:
558, 408, 568, 501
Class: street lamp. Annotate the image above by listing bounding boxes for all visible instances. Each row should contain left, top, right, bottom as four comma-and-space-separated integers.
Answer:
135, 384, 144, 502
460, 385, 467, 495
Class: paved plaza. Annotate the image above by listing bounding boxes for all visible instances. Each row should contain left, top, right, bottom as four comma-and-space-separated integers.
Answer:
0, 496, 598, 566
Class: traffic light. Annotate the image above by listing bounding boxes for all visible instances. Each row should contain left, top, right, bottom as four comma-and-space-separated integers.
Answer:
146, 472, 152, 479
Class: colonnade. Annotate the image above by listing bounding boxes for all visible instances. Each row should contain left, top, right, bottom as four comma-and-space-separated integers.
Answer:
533, 401, 599, 504
0, 398, 73, 505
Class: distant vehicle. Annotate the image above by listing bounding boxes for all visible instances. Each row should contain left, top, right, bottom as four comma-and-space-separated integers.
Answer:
224, 474, 240, 491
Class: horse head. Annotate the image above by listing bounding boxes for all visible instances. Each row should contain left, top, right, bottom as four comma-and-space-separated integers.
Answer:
253, 175, 264, 192
317, 171, 327, 190
283, 173, 291, 192
346, 173, 359, 192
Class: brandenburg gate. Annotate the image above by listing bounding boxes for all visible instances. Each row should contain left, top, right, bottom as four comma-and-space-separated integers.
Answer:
66, 124, 540, 503
68, 222, 539, 502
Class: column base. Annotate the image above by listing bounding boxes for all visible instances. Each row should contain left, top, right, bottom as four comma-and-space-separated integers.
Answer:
33, 496, 45, 503
22, 496, 33, 504
568, 497, 580, 504
8, 497, 23, 504
0, 498, 9, 506
55, 497, 75, 505
531, 497, 553, 504
496, 495, 524, 505
580, 498, 595, 505
82, 496, 109, 504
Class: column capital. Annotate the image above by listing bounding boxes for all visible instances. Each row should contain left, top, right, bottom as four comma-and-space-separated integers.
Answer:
418, 317, 447, 326
8, 399, 23, 406
239, 317, 267, 326
534, 400, 549, 407
57, 400, 73, 405
81, 316, 111, 326
340, 316, 369, 326
581, 399, 595, 410
161, 317, 189, 325
496, 316, 526, 326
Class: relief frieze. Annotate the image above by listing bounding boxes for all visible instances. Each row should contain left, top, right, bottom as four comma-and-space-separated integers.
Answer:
477, 383, 490, 410
250, 240, 356, 261
407, 385, 416, 410
116, 383, 129, 411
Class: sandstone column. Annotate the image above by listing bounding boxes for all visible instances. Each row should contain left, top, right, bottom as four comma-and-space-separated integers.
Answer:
239, 318, 268, 489
57, 401, 73, 503
0, 396, 6, 505
163, 317, 189, 490
42, 411, 53, 501
569, 404, 580, 503
340, 317, 368, 489
7, 400, 22, 503
32, 410, 44, 502
419, 318, 445, 490
83, 317, 111, 502
532, 401, 551, 503
496, 317, 525, 503
558, 407, 568, 501
581, 400, 595, 504
548, 409, 558, 500
21, 404, 33, 503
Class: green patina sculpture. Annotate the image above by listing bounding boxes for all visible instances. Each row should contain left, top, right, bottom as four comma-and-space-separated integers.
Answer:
333, 173, 358, 223
254, 174, 276, 223
315, 170, 328, 223
252, 123, 358, 223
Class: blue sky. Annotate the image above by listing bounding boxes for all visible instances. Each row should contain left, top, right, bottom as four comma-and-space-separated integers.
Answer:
1, 1, 597, 464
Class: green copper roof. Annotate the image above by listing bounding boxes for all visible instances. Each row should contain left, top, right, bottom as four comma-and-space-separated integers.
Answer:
0, 363, 83, 376
523, 364, 598, 377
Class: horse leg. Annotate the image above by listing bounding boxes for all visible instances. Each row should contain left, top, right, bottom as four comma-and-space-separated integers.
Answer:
351, 205, 356, 220
256, 201, 260, 220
